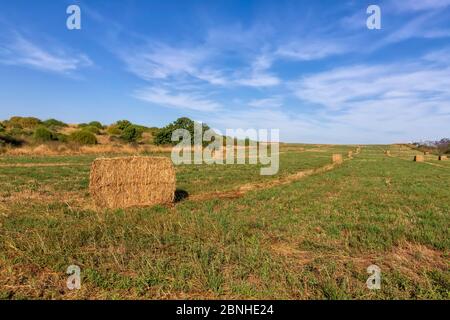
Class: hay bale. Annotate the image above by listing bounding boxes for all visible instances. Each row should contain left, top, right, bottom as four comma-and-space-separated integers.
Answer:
348, 151, 353, 157
89, 156, 176, 209
385, 150, 390, 155
414, 155, 424, 162
332, 154, 343, 164
439, 155, 448, 161
424, 151, 429, 155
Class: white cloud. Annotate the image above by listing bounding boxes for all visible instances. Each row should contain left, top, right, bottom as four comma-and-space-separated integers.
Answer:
248, 97, 283, 108
423, 46, 450, 64
235, 53, 280, 87
121, 42, 281, 88
276, 40, 348, 61
292, 63, 450, 110
392, 0, 450, 12
288, 56, 450, 142
0, 32, 92, 74
133, 87, 221, 112
121, 43, 210, 81
236, 73, 280, 87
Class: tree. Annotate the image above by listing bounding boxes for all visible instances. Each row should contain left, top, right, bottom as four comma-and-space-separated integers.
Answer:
154, 117, 210, 146
436, 138, 450, 155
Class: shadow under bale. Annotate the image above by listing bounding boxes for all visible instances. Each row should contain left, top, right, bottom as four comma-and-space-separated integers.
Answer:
174, 189, 189, 202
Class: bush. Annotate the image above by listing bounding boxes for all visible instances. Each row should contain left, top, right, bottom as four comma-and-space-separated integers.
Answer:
116, 120, 132, 130
70, 130, 97, 145
0, 122, 4, 133
43, 118, 68, 129
107, 126, 122, 136
82, 126, 101, 135
8, 127, 26, 137
33, 126, 57, 142
120, 125, 142, 142
6, 116, 41, 129
88, 121, 103, 129
56, 133, 69, 143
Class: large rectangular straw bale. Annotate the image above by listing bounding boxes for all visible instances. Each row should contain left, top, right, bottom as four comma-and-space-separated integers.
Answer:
439, 155, 448, 161
332, 154, 343, 164
414, 155, 424, 162
89, 156, 176, 209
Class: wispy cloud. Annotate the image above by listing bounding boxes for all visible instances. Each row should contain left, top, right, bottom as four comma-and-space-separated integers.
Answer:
392, 0, 450, 12
133, 87, 221, 112
248, 97, 283, 108
0, 32, 92, 74
289, 55, 450, 142
292, 62, 450, 111
276, 40, 348, 61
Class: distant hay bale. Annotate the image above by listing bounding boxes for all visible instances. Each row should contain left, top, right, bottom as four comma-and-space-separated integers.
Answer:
332, 154, 343, 164
89, 156, 176, 209
385, 150, 390, 155
424, 151, 429, 155
439, 155, 448, 161
348, 151, 353, 157
414, 155, 424, 162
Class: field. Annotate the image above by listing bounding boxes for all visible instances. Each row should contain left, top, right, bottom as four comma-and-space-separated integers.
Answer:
0, 144, 448, 299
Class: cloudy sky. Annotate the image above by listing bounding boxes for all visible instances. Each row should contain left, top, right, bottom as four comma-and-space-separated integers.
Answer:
0, 0, 449, 143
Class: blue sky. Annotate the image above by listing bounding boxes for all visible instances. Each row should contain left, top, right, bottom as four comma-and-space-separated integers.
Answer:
0, 0, 449, 143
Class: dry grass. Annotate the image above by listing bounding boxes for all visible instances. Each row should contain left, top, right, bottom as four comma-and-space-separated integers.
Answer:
3, 144, 174, 156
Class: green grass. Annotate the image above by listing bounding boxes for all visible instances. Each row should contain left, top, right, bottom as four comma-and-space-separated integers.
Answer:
0, 144, 448, 300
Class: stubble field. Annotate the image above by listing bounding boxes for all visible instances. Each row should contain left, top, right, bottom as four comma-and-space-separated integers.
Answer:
0, 144, 448, 299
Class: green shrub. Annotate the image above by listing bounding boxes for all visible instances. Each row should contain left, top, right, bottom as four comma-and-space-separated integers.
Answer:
88, 121, 103, 129
43, 118, 68, 128
70, 130, 97, 145
116, 120, 132, 130
82, 125, 101, 135
120, 125, 142, 142
107, 126, 122, 136
8, 127, 26, 137
0, 122, 4, 133
78, 123, 88, 128
33, 126, 57, 142
56, 133, 69, 143
6, 116, 41, 129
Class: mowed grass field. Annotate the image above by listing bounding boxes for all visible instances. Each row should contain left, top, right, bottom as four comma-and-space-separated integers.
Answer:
0, 144, 448, 299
